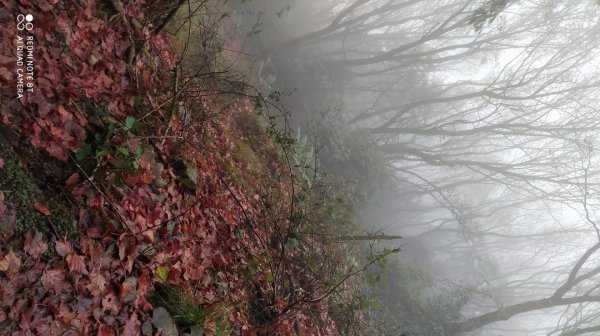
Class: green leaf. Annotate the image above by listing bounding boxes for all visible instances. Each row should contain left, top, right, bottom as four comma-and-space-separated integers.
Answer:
284, 237, 299, 249
95, 149, 110, 158
108, 123, 117, 136
75, 143, 93, 160
154, 177, 168, 188
125, 116, 135, 130
113, 157, 132, 170
265, 273, 274, 282
86, 190, 95, 203
116, 147, 130, 157
135, 146, 144, 157
366, 273, 379, 287
292, 194, 305, 203
156, 266, 169, 283
181, 177, 197, 190
110, 219, 122, 230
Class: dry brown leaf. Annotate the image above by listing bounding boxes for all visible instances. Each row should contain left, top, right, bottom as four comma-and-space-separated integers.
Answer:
34, 202, 51, 216
0, 191, 6, 216
0, 249, 21, 276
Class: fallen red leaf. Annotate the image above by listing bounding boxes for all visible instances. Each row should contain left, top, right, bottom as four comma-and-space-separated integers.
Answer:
121, 313, 140, 336
46, 142, 68, 161
34, 202, 51, 216
56, 104, 68, 117
97, 324, 114, 336
102, 291, 121, 315
41, 268, 66, 293
88, 193, 104, 209
124, 174, 138, 186
54, 239, 73, 257
57, 301, 75, 324
87, 272, 107, 296
139, 171, 153, 184
120, 279, 134, 301
66, 253, 87, 274
65, 172, 79, 186
24, 231, 49, 259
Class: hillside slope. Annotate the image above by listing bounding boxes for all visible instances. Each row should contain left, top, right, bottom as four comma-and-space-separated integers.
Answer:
0, 0, 358, 335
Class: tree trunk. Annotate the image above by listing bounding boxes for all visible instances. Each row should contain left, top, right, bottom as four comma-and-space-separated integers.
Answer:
446, 295, 600, 334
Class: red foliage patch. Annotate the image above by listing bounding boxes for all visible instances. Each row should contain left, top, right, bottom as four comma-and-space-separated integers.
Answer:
0, 0, 341, 335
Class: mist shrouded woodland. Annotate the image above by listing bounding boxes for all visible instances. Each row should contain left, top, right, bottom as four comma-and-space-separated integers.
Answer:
225, 0, 600, 334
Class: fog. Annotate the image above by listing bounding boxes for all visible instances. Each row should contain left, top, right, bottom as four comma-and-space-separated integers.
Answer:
223, 0, 600, 334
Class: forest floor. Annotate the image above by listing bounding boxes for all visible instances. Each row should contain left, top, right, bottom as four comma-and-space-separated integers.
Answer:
0, 0, 363, 335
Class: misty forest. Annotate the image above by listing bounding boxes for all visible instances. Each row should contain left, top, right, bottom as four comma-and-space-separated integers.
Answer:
3, 0, 600, 335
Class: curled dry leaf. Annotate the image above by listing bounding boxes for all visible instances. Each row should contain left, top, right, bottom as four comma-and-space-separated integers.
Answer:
0, 191, 6, 216
65, 172, 79, 187
0, 249, 21, 276
34, 202, 51, 216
